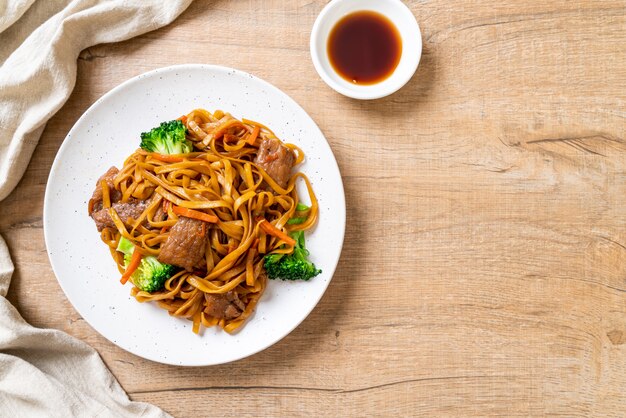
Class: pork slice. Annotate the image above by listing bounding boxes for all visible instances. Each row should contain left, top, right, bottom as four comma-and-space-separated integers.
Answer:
158, 217, 208, 271
253, 138, 295, 188
88, 166, 122, 215
204, 291, 244, 320
91, 200, 148, 232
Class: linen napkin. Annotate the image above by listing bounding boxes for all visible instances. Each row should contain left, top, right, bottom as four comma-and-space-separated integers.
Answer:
0, 0, 192, 416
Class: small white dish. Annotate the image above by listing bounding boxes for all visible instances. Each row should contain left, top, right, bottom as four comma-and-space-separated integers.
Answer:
310, 0, 422, 100
43, 65, 346, 366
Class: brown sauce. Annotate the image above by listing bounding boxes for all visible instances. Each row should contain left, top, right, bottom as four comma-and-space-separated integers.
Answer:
327, 11, 402, 85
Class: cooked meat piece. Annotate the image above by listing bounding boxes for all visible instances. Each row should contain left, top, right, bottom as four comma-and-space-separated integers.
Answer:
158, 217, 208, 271
88, 166, 122, 215
254, 138, 295, 188
91, 200, 148, 232
204, 291, 245, 319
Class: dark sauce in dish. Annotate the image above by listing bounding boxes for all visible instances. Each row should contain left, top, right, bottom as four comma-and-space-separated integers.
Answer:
327, 11, 402, 85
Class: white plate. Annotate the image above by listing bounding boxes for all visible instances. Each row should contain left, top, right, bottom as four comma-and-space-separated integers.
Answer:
43, 64, 346, 366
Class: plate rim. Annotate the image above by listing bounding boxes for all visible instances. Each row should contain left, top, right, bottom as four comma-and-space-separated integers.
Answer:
43, 64, 346, 366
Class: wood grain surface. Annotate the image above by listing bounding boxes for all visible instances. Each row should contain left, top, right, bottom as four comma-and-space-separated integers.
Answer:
1, 1, 625, 416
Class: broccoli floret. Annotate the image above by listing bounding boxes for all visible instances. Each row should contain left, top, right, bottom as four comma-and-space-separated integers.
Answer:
116, 237, 176, 292
126, 255, 176, 292
264, 230, 321, 281
140, 119, 193, 154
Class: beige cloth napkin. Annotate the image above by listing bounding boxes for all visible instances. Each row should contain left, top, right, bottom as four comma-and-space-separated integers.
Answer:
0, 0, 193, 416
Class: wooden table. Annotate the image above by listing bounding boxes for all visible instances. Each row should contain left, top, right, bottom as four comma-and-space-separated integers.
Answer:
1, 1, 625, 416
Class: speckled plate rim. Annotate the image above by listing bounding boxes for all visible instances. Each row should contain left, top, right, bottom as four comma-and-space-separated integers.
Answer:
43, 64, 346, 366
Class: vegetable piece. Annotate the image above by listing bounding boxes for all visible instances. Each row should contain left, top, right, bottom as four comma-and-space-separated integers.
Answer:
172, 205, 218, 223
116, 236, 135, 254
247, 126, 260, 145
140, 120, 193, 155
287, 203, 310, 225
116, 237, 176, 292
294, 203, 310, 211
264, 231, 321, 281
120, 249, 142, 284
130, 256, 177, 292
258, 218, 296, 246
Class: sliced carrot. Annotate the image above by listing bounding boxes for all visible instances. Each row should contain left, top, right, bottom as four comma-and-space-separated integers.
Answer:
121, 250, 142, 284
177, 115, 188, 124
257, 218, 296, 246
172, 205, 219, 223
247, 126, 260, 145
160, 226, 168, 234
149, 153, 184, 163
162, 200, 170, 213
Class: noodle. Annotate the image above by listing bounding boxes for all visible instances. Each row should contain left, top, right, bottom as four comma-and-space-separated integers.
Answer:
97, 109, 318, 334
